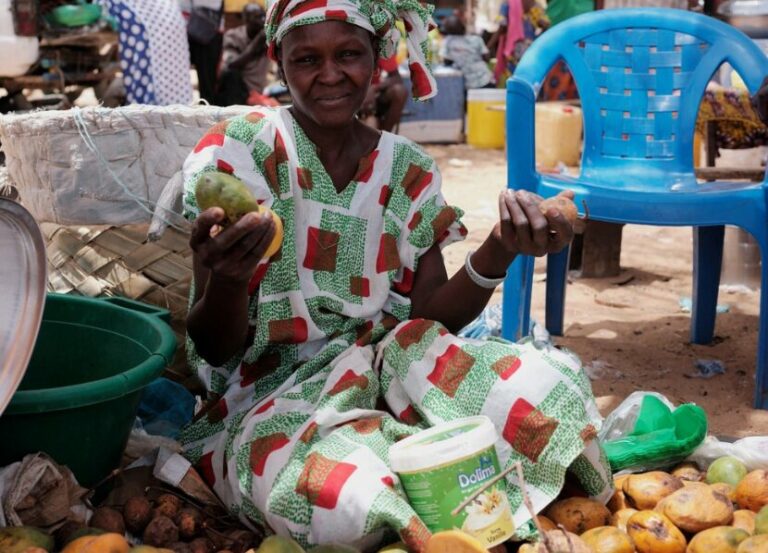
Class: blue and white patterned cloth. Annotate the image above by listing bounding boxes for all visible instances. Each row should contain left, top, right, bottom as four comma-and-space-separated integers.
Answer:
99, 0, 193, 105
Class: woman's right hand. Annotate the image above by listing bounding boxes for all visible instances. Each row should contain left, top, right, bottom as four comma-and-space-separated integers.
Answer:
189, 207, 277, 286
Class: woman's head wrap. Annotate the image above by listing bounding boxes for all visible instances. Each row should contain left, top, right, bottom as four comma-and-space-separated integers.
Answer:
265, 0, 438, 100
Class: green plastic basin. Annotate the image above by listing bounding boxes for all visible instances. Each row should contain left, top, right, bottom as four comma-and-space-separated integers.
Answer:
0, 293, 177, 486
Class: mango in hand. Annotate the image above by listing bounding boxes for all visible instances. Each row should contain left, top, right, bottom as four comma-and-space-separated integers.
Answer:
195, 171, 283, 258
538, 195, 578, 225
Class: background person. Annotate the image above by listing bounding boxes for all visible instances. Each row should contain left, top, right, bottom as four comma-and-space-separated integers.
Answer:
216, 3, 276, 105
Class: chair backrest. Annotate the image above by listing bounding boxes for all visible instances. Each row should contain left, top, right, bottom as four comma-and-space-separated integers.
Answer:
513, 9, 768, 188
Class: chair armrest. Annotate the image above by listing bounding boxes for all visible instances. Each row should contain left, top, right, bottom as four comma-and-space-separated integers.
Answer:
506, 77, 539, 192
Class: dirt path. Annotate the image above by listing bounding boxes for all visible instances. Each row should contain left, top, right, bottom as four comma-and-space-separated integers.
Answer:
428, 143, 765, 437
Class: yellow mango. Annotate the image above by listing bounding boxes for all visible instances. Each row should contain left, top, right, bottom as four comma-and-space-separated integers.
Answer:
687, 526, 750, 553
545, 497, 611, 534
611, 508, 638, 533
623, 471, 684, 510
737, 534, 768, 552
61, 533, 129, 553
735, 470, 768, 512
580, 526, 634, 553
425, 530, 487, 553
733, 510, 756, 535
0, 527, 54, 553
626, 510, 686, 553
659, 483, 734, 533
256, 536, 306, 553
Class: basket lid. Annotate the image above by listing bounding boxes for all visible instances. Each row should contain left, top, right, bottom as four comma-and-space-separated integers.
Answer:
0, 198, 46, 417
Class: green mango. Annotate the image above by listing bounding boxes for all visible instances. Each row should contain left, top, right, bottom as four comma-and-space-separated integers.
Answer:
255, 535, 306, 553
64, 526, 106, 545
0, 526, 55, 552
308, 545, 361, 553
128, 546, 175, 553
755, 505, 768, 534
195, 171, 261, 225
707, 456, 748, 487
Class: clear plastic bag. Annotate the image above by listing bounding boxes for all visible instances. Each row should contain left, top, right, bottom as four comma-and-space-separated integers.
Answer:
688, 435, 768, 472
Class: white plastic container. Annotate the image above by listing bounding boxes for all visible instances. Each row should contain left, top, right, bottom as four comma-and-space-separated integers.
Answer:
389, 416, 515, 547
0, 0, 38, 77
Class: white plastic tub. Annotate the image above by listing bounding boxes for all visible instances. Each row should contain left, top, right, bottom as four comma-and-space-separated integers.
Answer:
0, 0, 38, 77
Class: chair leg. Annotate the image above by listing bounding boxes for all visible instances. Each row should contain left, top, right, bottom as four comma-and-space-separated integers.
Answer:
502, 255, 535, 342
545, 247, 570, 336
754, 232, 768, 409
691, 225, 725, 345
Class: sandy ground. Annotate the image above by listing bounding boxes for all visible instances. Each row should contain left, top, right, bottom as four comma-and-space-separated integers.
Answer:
427, 143, 766, 438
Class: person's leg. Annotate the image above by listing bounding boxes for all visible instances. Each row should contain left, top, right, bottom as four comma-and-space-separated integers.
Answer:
377, 319, 613, 538
189, 33, 223, 103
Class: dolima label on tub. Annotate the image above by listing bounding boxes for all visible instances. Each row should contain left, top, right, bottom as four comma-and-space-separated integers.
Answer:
389, 416, 515, 547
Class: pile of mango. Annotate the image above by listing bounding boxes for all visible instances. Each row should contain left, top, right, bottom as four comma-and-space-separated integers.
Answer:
522, 456, 768, 552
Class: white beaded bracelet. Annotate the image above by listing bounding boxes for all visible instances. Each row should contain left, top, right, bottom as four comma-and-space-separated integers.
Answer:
465, 250, 506, 289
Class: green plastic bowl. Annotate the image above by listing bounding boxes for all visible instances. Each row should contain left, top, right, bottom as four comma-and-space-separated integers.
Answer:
48, 4, 102, 28
0, 294, 176, 486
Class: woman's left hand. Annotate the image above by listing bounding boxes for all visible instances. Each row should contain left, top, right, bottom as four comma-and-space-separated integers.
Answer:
492, 188, 575, 258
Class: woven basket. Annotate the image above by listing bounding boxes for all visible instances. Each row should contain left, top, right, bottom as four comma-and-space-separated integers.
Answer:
42, 222, 195, 384
0, 104, 251, 226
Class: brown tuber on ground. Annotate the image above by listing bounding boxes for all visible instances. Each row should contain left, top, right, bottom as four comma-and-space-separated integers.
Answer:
143, 515, 180, 547
89, 506, 126, 535
189, 536, 216, 553
154, 493, 184, 520
225, 529, 258, 552
169, 542, 194, 553
176, 507, 203, 541
124, 496, 153, 534
538, 195, 579, 225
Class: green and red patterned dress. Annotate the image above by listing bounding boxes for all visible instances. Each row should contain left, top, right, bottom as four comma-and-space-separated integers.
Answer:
180, 106, 611, 550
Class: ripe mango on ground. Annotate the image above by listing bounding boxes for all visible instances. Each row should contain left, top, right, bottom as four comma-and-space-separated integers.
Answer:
611, 508, 638, 533
626, 510, 686, 553
425, 530, 487, 553
686, 526, 750, 553
623, 471, 684, 510
580, 526, 634, 553
659, 483, 734, 533
545, 497, 611, 534
732, 510, 757, 535
61, 532, 129, 553
0, 527, 54, 553
737, 534, 768, 552
736, 470, 768, 512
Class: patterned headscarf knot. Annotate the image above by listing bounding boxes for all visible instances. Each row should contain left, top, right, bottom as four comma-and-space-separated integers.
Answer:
265, 0, 438, 100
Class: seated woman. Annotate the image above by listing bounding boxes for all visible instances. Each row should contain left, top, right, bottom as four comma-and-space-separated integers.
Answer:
179, 0, 611, 548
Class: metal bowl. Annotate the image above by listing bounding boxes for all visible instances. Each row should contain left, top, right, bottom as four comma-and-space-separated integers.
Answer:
0, 198, 46, 417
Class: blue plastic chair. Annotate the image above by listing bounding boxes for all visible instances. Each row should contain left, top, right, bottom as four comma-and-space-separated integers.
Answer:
502, 8, 768, 407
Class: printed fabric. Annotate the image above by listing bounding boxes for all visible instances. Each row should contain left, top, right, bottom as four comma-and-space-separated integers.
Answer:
180, 106, 612, 550
99, 0, 193, 105
264, 0, 437, 100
